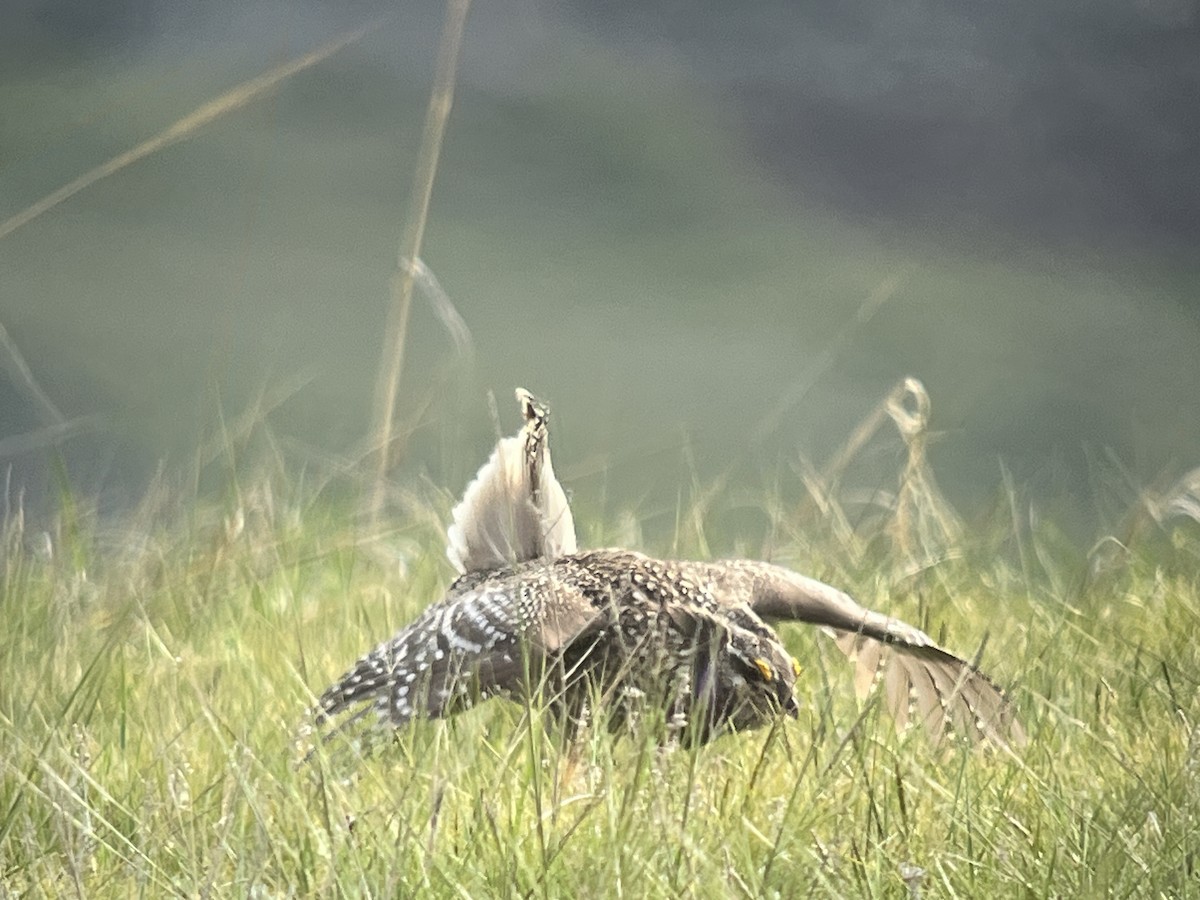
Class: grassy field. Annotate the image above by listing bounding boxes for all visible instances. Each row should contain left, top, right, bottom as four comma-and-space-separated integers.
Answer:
2, 440, 1198, 900
4, 6, 1199, 896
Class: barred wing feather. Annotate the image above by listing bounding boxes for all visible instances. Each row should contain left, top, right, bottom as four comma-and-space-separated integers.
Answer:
317, 567, 603, 732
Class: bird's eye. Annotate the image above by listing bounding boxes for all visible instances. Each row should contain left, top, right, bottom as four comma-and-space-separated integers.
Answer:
752, 657, 775, 682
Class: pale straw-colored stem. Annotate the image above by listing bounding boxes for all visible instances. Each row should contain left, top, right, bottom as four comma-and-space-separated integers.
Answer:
369, 0, 471, 520
0, 19, 384, 243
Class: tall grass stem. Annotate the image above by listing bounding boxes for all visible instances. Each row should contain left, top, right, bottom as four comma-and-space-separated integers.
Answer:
369, 0, 472, 521
0, 20, 384, 244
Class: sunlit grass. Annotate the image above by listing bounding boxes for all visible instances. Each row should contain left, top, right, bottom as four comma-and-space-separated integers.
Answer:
2, 439, 1198, 898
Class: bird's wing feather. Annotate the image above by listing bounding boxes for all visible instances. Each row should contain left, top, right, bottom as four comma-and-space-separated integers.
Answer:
317, 568, 604, 731
687, 560, 1024, 747
833, 631, 1024, 746
446, 388, 577, 574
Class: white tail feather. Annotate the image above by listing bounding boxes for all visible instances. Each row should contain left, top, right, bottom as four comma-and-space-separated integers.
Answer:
446, 389, 578, 574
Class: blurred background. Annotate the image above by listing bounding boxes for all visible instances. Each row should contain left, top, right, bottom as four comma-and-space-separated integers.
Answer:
2, 0, 1198, 540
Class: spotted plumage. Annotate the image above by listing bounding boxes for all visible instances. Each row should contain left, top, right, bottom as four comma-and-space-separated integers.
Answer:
314, 390, 1023, 750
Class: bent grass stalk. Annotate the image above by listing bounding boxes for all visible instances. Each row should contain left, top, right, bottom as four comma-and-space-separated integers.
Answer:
368, 0, 472, 522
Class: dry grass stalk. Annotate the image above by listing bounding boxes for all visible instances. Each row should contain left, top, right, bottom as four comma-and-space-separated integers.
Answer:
368, 0, 472, 521
0, 319, 66, 427
0, 19, 384, 243
800, 377, 962, 571
885, 377, 962, 568
752, 267, 911, 445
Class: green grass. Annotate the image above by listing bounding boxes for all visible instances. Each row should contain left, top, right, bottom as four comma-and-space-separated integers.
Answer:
2, 459, 1199, 898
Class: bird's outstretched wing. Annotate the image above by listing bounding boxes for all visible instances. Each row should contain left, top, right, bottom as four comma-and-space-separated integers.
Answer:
316, 565, 603, 735
830, 630, 1021, 746
446, 388, 577, 574
686, 560, 1025, 747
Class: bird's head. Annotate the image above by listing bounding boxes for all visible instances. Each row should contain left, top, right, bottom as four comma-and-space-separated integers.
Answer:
690, 625, 801, 739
